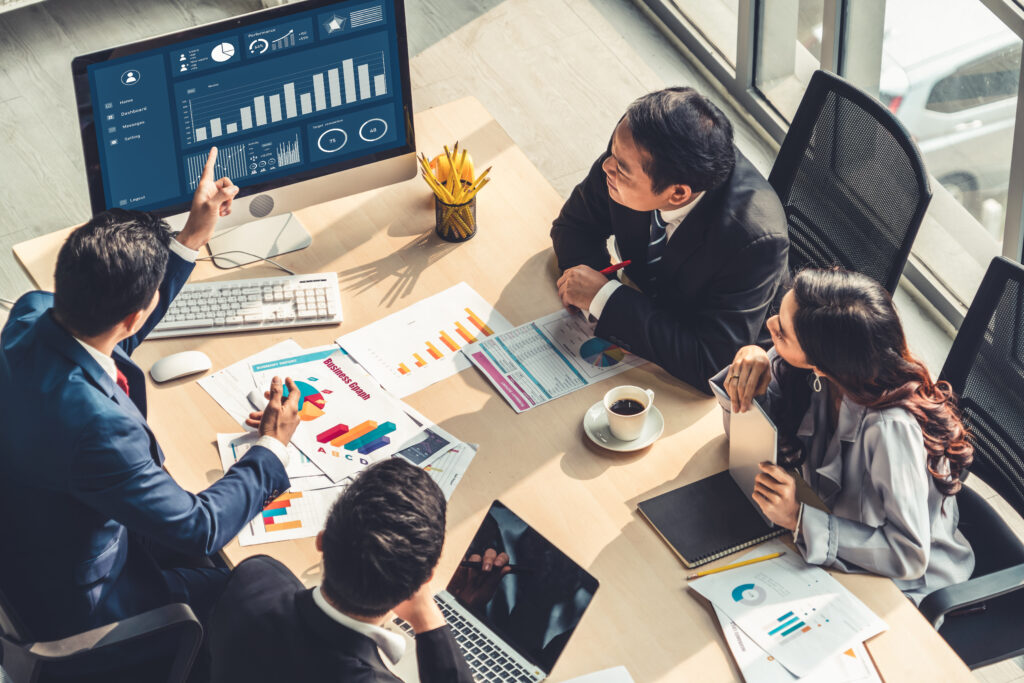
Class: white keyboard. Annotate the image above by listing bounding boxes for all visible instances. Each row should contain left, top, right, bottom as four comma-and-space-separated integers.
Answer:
149, 273, 342, 339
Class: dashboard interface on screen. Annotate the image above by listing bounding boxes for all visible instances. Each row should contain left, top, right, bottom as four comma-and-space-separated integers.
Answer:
82, 0, 407, 213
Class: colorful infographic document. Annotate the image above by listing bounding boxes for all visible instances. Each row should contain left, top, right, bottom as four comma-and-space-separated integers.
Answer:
464, 309, 647, 412
335, 282, 513, 397
714, 605, 882, 682
250, 346, 426, 482
217, 432, 338, 492
690, 541, 887, 677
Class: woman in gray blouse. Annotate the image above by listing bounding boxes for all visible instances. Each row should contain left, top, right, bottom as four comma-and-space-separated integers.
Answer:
713, 268, 975, 603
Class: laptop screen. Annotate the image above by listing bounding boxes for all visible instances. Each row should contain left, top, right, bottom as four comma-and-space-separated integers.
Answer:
445, 501, 599, 673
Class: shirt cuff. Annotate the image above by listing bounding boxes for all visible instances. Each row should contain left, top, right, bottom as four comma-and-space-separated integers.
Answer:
254, 435, 290, 468
169, 237, 200, 263
588, 280, 622, 319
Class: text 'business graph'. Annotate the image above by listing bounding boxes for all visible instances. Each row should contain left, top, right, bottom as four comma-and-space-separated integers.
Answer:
179, 41, 389, 147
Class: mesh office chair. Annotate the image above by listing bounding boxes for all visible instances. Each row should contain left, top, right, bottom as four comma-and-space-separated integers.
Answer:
768, 69, 931, 293
917, 256, 1024, 668
0, 585, 202, 683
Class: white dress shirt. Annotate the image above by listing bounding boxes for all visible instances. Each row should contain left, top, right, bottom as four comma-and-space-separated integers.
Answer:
69, 237, 290, 465
588, 192, 706, 319
312, 586, 407, 664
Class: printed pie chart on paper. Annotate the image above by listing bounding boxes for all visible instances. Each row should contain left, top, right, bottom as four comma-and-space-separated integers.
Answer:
579, 337, 626, 367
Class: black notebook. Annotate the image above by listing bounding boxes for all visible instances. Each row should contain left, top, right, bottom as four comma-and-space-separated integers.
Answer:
637, 470, 785, 568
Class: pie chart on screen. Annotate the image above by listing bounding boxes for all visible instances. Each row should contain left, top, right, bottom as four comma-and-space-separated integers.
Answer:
579, 337, 626, 367
211, 42, 235, 62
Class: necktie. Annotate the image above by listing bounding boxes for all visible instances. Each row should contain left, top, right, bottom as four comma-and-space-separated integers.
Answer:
646, 210, 667, 285
115, 368, 131, 397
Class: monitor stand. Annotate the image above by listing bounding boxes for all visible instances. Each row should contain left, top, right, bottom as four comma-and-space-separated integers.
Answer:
205, 212, 312, 268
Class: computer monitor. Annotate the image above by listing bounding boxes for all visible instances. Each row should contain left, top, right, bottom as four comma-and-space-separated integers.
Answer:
71, 0, 415, 266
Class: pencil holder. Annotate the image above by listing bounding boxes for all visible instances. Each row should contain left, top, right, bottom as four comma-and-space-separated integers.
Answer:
434, 194, 477, 242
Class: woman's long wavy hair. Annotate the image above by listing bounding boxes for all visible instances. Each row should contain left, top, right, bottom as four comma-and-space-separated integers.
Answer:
772, 269, 972, 496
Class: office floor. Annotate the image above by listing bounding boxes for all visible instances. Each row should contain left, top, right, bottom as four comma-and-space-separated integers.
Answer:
0, 0, 1021, 680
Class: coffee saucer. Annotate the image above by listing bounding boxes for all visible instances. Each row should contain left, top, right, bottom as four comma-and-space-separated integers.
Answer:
583, 400, 665, 452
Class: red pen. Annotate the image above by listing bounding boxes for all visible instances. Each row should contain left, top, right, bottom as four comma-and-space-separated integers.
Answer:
600, 260, 632, 275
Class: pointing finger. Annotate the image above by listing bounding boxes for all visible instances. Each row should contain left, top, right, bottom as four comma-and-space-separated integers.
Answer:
200, 146, 218, 183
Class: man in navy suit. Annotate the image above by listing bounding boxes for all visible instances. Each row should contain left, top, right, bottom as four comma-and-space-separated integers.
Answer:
0, 148, 297, 643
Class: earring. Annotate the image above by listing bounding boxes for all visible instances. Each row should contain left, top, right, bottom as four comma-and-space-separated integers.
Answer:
813, 375, 823, 393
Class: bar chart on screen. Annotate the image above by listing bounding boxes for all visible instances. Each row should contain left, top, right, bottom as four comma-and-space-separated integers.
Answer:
175, 34, 392, 147
183, 128, 302, 189
336, 282, 514, 397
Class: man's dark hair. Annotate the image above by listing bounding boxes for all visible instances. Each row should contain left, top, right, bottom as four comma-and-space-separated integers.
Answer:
53, 209, 171, 337
321, 458, 446, 618
624, 87, 736, 194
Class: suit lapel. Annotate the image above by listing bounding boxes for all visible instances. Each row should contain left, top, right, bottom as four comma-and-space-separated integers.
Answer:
113, 347, 147, 417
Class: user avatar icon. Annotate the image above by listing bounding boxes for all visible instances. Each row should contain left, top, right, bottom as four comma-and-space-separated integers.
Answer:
180, 64, 188, 72
120, 70, 140, 86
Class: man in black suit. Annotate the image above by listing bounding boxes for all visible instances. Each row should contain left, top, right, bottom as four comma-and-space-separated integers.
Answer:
208, 459, 472, 683
552, 87, 788, 391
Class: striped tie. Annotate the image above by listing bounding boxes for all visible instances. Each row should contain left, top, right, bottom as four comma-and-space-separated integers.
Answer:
646, 210, 667, 285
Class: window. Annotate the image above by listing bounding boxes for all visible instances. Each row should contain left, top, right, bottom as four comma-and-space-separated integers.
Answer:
668, 0, 740, 66
754, 0, 825, 121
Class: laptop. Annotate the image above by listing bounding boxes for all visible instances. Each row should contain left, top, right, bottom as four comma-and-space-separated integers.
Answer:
386, 500, 600, 682
708, 380, 778, 522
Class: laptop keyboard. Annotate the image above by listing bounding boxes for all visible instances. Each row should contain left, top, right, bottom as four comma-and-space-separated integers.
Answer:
392, 597, 539, 682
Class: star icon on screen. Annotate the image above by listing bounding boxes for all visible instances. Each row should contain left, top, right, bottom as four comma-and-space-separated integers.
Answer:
324, 14, 346, 33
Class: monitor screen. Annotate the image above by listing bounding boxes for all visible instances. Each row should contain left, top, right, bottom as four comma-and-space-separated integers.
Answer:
446, 501, 600, 673
72, 0, 412, 216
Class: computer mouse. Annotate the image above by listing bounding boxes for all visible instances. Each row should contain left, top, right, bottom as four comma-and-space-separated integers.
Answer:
149, 351, 212, 383
247, 388, 269, 411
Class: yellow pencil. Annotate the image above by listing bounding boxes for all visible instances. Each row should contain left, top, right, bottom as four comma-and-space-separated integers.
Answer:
685, 551, 785, 580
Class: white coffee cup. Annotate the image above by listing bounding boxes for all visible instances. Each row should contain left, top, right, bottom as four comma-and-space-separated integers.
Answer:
603, 385, 655, 441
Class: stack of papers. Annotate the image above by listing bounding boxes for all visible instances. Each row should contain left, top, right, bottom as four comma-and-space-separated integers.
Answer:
689, 541, 887, 680
204, 340, 479, 546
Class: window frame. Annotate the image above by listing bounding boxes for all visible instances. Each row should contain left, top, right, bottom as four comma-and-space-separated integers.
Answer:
635, 0, 1024, 327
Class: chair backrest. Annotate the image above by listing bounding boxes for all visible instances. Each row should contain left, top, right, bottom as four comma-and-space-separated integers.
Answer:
941, 256, 1024, 519
768, 69, 932, 293
0, 583, 30, 643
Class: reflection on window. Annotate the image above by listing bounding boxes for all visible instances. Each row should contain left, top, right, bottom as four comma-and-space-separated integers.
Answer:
925, 44, 1021, 113
669, 0, 739, 67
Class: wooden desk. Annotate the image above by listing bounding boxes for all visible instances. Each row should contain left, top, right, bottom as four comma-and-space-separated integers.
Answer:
13, 97, 971, 682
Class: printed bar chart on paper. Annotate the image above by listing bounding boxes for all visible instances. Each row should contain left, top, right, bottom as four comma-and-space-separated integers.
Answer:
336, 282, 513, 397
464, 309, 647, 413
175, 33, 391, 147
689, 541, 887, 678
239, 487, 344, 545
713, 606, 881, 683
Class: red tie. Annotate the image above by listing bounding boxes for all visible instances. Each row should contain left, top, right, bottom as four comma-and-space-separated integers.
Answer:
115, 368, 130, 397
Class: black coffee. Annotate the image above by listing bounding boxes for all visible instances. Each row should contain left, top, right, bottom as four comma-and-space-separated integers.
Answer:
610, 399, 645, 415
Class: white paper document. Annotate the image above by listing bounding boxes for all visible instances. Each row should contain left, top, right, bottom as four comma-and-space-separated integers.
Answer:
216, 433, 337, 493
419, 442, 477, 500
689, 541, 887, 677
464, 309, 647, 412
198, 339, 303, 426
250, 347, 426, 482
562, 666, 635, 683
238, 486, 344, 545
335, 282, 513, 397
714, 605, 881, 683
